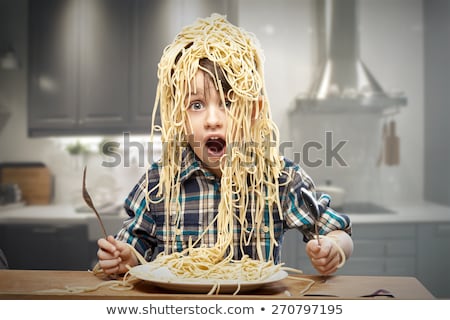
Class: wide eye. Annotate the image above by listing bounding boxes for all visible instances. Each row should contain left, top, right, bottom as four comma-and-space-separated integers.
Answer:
189, 101, 204, 111
224, 100, 232, 109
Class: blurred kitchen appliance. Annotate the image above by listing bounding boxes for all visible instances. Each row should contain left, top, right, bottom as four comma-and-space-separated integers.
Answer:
289, 0, 407, 206
0, 162, 53, 205
295, 0, 407, 113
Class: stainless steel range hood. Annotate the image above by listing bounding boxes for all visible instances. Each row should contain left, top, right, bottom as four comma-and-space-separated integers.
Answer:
295, 0, 407, 113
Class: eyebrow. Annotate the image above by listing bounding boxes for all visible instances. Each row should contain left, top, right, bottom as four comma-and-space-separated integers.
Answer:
187, 92, 202, 99
185, 91, 203, 105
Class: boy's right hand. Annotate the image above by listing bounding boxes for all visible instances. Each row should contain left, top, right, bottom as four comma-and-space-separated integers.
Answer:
97, 235, 138, 275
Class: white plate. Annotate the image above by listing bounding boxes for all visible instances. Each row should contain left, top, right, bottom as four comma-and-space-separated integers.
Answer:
129, 265, 288, 294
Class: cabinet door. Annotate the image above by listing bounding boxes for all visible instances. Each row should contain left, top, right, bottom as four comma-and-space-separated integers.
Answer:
281, 223, 417, 276
0, 224, 90, 270
56, 224, 90, 270
28, 0, 137, 136
28, 0, 79, 136
78, 0, 131, 131
417, 223, 450, 298
130, 0, 183, 130
0, 224, 59, 269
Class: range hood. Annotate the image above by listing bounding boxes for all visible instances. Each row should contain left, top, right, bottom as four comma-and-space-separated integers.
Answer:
295, 0, 407, 113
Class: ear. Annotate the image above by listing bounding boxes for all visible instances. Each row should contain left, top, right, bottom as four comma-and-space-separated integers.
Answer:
251, 96, 264, 120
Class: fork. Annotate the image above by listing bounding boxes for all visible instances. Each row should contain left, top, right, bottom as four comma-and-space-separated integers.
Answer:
300, 187, 321, 246
82, 166, 108, 239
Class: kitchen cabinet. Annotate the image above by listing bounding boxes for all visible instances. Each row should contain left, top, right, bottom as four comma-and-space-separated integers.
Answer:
424, 0, 450, 207
27, 0, 236, 136
417, 223, 450, 298
28, 0, 144, 136
335, 223, 417, 276
28, 0, 79, 133
130, 0, 182, 129
28, 0, 134, 136
282, 223, 417, 277
0, 223, 92, 270
281, 220, 450, 298
78, 0, 132, 131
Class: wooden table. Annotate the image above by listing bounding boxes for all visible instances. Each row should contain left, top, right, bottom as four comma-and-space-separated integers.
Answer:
0, 269, 434, 299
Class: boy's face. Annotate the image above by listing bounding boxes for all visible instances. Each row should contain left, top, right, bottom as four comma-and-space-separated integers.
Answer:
185, 70, 229, 177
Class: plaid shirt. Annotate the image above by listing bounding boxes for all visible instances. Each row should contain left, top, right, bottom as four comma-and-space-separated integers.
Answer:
116, 147, 352, 263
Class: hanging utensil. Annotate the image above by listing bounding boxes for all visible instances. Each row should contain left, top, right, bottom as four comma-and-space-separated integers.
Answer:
82, 166, 108, 239
385, 119, 400, 166
300, 187, 321, 246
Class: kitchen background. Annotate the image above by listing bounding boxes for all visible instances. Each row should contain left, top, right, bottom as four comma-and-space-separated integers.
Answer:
0, 0, 449, 297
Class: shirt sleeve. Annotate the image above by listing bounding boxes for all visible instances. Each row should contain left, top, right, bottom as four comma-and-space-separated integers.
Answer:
282, 164, 352, 242
115, 174, 159, 261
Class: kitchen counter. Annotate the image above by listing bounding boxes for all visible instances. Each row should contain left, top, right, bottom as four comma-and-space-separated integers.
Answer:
0, 269, 435, 299
0, 201, 449, 244
344, 201, 450, 224
1, 201, 449, 226
0, 202, 449, 242
0, 204, 89, 223
0, 201, 449, 242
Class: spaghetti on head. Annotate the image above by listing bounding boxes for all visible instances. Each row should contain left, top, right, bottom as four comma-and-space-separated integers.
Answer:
144, 14, 286, 279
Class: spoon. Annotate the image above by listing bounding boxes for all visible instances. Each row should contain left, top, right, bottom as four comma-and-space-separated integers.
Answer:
82, 166, 108, 239
300, 187, 321, 246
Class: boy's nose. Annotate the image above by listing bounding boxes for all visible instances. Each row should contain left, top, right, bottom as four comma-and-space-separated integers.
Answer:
205, 105, 223, 128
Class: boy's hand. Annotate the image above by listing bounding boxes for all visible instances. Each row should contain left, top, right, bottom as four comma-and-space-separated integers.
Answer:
305, 236, 343, 275
97, 236, 138, 275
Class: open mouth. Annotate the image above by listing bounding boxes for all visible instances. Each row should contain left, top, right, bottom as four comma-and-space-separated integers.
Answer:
205, 137, 226, 157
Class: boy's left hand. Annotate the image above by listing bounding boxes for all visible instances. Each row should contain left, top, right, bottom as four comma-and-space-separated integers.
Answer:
305, 236, 343, 275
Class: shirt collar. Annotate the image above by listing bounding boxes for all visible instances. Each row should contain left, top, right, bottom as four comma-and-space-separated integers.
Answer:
179, 147, 217, 182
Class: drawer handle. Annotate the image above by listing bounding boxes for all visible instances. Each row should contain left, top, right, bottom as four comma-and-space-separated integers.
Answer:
32, 227, 57, 234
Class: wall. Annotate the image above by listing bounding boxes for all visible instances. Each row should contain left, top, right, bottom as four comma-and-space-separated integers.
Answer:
0, 0, 427, 207
360, 0, 424, 205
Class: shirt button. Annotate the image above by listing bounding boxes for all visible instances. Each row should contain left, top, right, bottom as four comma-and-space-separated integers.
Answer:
175, 228, 181, 235
262, 225, 269, 233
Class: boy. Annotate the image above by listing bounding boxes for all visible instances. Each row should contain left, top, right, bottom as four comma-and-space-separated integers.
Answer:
97, 14, 353, 276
